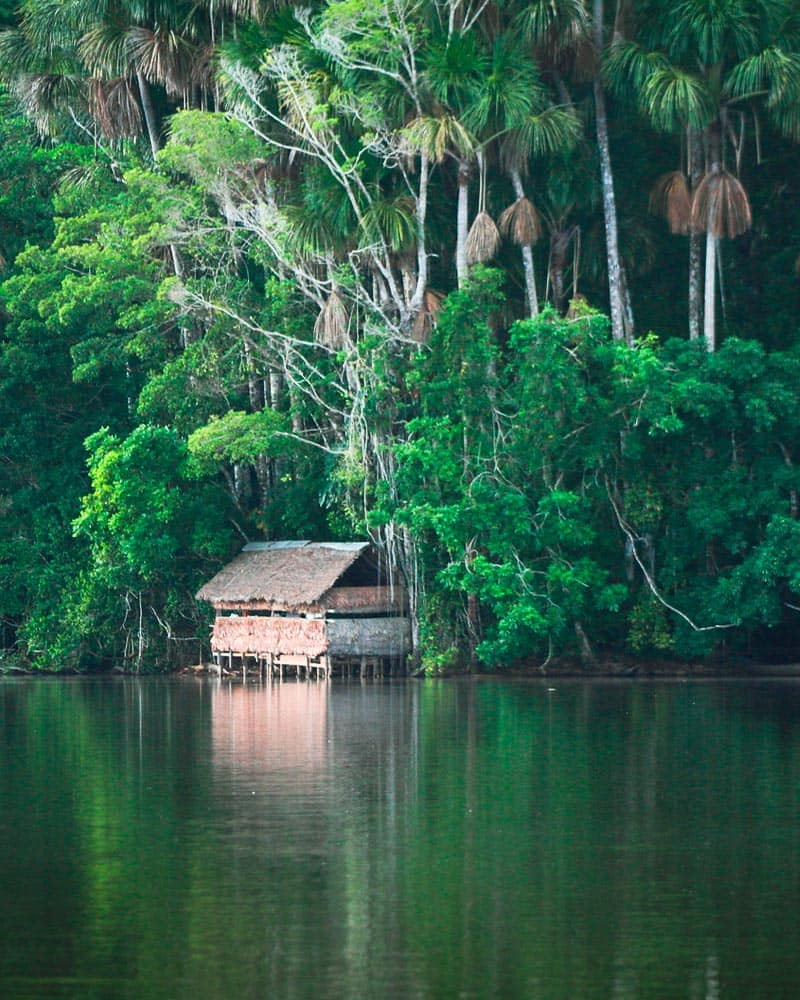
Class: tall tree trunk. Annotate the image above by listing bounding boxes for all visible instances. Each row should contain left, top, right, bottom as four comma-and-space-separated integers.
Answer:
550, 230, 569, 314
703, 123, 722, 351
136, 72, 161, 161
592, 0, 627, 342
688, 126, 703, 340
510, 168, 539, 316
689, 231, 703, 340
456, 160, 469, 288
410, 150, 430, 313
704, 231, 717, 352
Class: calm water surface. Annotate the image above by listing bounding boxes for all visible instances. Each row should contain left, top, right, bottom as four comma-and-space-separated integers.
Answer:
1, 677, 800, 999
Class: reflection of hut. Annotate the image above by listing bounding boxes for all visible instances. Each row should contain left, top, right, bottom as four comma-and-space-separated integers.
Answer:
211, 683, 329, 780
196, 541, 410, 678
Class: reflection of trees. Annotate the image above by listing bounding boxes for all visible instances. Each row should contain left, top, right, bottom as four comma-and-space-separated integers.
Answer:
4, 679, 800, 997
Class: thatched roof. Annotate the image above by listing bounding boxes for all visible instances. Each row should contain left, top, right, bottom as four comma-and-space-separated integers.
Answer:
196, 541, 371, 610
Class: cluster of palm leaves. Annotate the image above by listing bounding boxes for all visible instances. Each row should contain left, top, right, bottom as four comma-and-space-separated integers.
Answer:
1, 0, 799, 354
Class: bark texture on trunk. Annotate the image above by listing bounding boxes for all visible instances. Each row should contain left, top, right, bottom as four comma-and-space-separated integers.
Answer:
704, 231, 717, 352
702, 124, 722, 351
550, 230, 570, 313
593, 0, 627, 342
410, 150, 430, 313
136, 72, 161, 161
689, 231, 703, 340
456, 161, 470, 287
510, 169, 539, 316
688, 127, 703, 340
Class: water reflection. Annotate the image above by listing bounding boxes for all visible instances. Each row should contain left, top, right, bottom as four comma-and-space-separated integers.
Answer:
211, 681, 330, 780
2, 678, 800, 999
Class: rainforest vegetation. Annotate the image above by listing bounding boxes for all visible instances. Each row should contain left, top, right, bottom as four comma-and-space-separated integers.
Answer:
1, 0, 800, 672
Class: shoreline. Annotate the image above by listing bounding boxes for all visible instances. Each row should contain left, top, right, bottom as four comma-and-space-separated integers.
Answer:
4, 656, 800, 680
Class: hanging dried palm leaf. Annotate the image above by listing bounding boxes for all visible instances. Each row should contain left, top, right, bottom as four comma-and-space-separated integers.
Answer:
314, 290, 350, 349
649, 171, 691, 235
411, 289, 443, 343
690, 169, 752, 239
466, 211, 501, 265
498, 197, 542, 246
127, 26, 195, 97
90, 78, 137, 139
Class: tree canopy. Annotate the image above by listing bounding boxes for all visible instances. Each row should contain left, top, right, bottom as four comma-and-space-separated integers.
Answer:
1, 0, 799, 671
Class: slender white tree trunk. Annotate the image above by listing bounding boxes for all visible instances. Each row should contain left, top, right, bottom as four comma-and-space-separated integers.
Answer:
410, 150, 430, 313
456, 160, 469, 287
510, 169, 539, 316
704, 231, 717, 352
702, 123, 722, 351
689, 232, 703, 340
593, 0, 627, 342
688, 127, 703, 340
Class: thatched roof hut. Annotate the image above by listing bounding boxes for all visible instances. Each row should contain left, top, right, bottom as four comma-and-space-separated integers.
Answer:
196, 541, 376, 612
196, 541, 410, 677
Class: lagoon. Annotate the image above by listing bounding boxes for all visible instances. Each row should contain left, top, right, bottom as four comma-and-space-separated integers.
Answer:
1, 677, 800, 998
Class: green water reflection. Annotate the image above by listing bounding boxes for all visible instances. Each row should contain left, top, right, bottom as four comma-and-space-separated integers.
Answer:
1, 678, 800, 998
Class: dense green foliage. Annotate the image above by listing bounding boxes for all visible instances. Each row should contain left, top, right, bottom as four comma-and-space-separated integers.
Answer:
0, 0, 799, 671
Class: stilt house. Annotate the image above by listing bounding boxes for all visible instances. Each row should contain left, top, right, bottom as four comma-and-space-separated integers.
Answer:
196, 541, 410, 678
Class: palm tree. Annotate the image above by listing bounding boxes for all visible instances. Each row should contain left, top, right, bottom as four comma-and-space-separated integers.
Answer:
0, 0, 221, 155
591, 0, 630, 342
605, 0, 800, 349
513, 0, 631, 340
421, 27, 486, 287
460, 29, 581, 315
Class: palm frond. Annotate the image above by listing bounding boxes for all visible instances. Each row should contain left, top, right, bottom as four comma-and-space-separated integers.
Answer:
58, 162, 111, 192
466, 210, 501, 264
411, 288, 443, 343
423, 31, 488, 110
649, 171, 692, 234
691, 169, 752, 238
88, 76, 142, 139
502, 107, 581, 171
641, 66, 713, 132
127, 26, 196, 95
667, 0, 757, 65
359, 197, 415, 253
725, 47, 800, 120
603, 40, 666, 96
515, 0, 588, 53
402, 114, 475, 162
314, 290, 350, 349
13, 72, 85, 134
79, 23, 130, 77
770, 99, 800, 141
0, 28, 45, 76
499, 197, 542, 246
461, 34, 539, 134
19, 1, 88, 54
